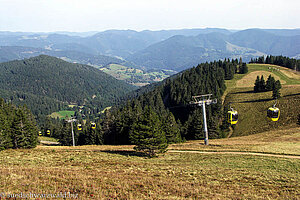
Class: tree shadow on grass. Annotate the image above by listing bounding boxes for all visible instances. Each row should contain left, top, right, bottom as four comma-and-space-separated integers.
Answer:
239, 98, 273, 103
284, 93, 300, 97
100, 150, 147, 158
230, 90, 255, 94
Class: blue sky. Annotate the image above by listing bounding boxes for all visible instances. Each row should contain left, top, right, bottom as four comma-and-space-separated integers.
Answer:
0, 0, 299, 32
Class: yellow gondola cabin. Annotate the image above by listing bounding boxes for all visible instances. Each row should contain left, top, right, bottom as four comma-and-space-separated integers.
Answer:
77, 124, 82, 131
91, 122, 96, 129
267, 107, 280, 121
227, 110, 238, 125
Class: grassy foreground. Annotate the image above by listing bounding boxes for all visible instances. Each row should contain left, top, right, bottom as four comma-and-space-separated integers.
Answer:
0, 143, 299, 199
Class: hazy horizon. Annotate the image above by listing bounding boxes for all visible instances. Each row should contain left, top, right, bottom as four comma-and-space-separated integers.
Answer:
1, 27, 300, 35
0, 0, 299, 32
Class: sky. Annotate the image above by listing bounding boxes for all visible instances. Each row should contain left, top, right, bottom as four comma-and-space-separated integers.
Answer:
0, 0, 299, 32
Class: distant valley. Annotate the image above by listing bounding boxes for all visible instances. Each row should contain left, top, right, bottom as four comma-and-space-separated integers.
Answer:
0, 28, 299, 81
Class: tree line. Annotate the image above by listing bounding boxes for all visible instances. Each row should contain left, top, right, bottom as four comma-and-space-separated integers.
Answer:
250, 55, 300, 71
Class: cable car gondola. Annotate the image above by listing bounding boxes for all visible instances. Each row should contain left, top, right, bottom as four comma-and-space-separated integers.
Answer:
227, 103, 238, 125
267, 99, 280, 121
91, 122, 96, 129
77, 124, 82, 131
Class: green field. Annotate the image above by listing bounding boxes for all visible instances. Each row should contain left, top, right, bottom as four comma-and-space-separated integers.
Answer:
49, 110, 75, 119
100, 64, 177, 86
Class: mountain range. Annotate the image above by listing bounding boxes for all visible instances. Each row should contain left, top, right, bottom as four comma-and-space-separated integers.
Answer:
0, 28, 299, 72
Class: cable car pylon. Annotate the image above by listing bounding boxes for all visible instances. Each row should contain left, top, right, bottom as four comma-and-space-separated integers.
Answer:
66, 117, 76, 147
190, 94, 217, 145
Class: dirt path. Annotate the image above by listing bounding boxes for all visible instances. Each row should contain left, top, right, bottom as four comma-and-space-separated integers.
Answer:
40, 140, 60, 145
169, 150, 300, 159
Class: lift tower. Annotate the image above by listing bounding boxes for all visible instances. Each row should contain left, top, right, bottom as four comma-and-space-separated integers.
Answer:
66, 117, 77, 147
190, 94, 217, 145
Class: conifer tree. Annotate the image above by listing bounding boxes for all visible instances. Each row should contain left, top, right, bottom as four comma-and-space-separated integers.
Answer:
260, 75, 266, 92
58, 122, 73, 146
21, 106, 39, 148
185, 110, 203, 140
129, 106, 168, 157
0, 100, 13, 149
265, 75, 275, 91
162, 111, 182, 144
272, 80, 282, 99
239, 63, 248, 74
254, 76, 260, 92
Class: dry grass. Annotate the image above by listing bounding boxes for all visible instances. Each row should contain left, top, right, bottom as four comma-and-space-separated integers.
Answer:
0, 145, 299, 199
258, 64, 300, 80
1, 125, 300, 199
236, 71, 286, 87
170, 126, 300, 155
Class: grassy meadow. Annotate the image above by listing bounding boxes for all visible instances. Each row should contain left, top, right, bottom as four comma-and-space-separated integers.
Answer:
49, 110, 75, 119
0, 143, 299, 199
100, 64, 176, 86
1, 125, 300, 199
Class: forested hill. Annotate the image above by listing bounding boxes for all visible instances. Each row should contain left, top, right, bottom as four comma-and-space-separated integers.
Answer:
0, 55, 136, 117
102, 60, 238, 145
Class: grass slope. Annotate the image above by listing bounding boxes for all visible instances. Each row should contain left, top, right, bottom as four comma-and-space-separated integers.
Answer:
224, 64, 300, 137
170, 126, 300, 155
0, 145, 299, 199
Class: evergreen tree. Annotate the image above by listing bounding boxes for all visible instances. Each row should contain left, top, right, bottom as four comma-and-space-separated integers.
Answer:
265, 75, 275, 91
57, 122, 73, 146
0, 101, 38, 149
0, 100, 13, 149
259, 75, 266, 92
254, 75, 266, 92
239, 57, 243, 66
162, 111, 182, 144
21, 106, 39, 148
129, 106, 168, 157
82, 122, 103, 145
239, 63, 248, 74
272, 80, 282, 99
254, 76, 260, 92
185, 110, 203, 140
